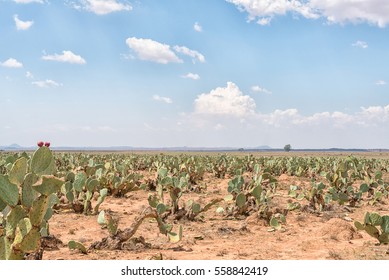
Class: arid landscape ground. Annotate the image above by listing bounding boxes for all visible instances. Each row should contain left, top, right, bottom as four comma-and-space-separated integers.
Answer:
40, 152, 389, 260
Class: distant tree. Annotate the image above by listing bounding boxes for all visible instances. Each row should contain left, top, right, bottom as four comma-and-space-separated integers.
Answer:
284, 144, 291, 152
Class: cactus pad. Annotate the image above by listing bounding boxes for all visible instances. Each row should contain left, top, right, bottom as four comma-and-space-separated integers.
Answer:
29, 195, 49, 227
236, 193, 246, 208
0, 175, 20, 207
18, 227, 41, 253
9, 157, 28, 186
21, 173, 39, 209
68, 240, 87, 254
31, 146, 53, 175
5, 206, 27, 239
32, 175, 64, 196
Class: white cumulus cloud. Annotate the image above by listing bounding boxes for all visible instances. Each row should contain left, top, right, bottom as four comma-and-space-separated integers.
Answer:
153, 95, 173, 104
258, 108, 300, 127
190, 82, 389, 130
257, 17, 272, 26
126, 37, 182, 64
70, 0, 132, 15
42, 51, 86, 64
310, 0, 389, 27
182, 73, 200, 80
257, 106, 389, 128
194, 22, 202, 32
251, 85, 272, 94
194, 82, 256, 117
228, 0, 389, 27
32, 79, 62, 88
173, 46, 206, 63
125, 37, 205, 64
359, 105, 389, 123
14, 15, 34, 30
227, 0, 319, 25
1, 58, 23, 68
352, 40, 368, 49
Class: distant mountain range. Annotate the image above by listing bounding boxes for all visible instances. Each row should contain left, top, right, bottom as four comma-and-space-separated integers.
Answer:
0, 144, 272, 152
1, 144, 388, 152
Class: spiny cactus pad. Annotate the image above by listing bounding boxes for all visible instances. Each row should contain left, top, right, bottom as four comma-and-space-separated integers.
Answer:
73, 172, 87, 192
68, 240, 87, 254
29, 195, 49, 227
0, 175, 19, 207
18, 227, 41, 253
8, 157, 28, 186
5, 206, 27, 238
21, 173, 39, 209
31, 146, 53, 175
32, 175, 64, 196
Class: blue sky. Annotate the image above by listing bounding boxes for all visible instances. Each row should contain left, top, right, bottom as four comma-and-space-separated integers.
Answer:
1, 0, 389, 149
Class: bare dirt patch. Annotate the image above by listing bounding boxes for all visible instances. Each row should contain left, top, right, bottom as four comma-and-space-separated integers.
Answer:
43, 172, 389, 260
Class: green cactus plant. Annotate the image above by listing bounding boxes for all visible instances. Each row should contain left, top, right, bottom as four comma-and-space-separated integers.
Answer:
0, 146, 63, 260
0, 175, 19, 207
185, 198, 223, 221
93, 188, 108, 215
98, 210, 119, 236
61, 168, 107, 215
355, 212, 389, 244
269, 214, 286, 231
68, 240, 87, 254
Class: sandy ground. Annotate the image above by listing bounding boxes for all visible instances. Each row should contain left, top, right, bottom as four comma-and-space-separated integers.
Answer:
43, 172, 389, 260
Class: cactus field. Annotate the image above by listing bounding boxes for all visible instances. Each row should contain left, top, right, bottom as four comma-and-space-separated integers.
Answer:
1, 148, 389, 260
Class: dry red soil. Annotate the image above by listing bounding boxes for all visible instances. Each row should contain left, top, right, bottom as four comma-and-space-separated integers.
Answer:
44, 171, 389, 260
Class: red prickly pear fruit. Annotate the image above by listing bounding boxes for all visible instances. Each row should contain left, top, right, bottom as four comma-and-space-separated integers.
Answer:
37, 141, 44, 147
44, 142, 50, 147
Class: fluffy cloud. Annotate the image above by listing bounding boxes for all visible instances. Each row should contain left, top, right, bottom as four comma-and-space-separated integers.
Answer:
32, 79, 62, 88
126, 38, 182, 64
172, 85, 389, 147
194, 82, 256, 117
257, 17, 272, 26
194, 22, 203, 32
1, 58, 23, 68
71, 0, 132, 15
182, 73, 200, 80
251, 85, 272, 94
258, 106, 389, 128
228, 0, 389, 27
153, 95, 173, 104
359, 105, 389, 124
352, 40, 368, 49
42, 51, 86, 64
258, 108, 300, 127
173, 46, 206, 63
310, 0, 389, 27
125, 37, 205, 64
14, 15, 34, 30
227, 0, 319, 25
192, 82, 389, 130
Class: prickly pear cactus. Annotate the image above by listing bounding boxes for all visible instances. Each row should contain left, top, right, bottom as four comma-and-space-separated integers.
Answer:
0, 147, 64, 259
355, 212, 389, 244
60, 166, 108, 215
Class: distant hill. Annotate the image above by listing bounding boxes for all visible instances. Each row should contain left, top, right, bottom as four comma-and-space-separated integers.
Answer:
1, 144, 388, 152
254, 145, 272, 150
0, 144, 23, 150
